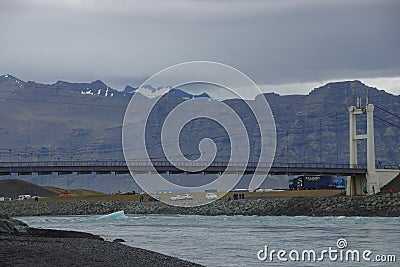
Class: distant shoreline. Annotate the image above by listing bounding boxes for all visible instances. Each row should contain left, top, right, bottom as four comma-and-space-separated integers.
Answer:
1, 193, 399, 217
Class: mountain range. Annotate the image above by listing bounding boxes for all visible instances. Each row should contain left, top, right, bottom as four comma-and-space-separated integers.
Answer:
0, 74, 399, 167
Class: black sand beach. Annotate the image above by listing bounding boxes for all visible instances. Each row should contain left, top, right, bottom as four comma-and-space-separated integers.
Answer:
0, 234, 202, 267
0, 213, 202, 267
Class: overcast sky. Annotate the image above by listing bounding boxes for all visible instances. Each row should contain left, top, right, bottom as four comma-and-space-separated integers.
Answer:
1, 0, 399, 96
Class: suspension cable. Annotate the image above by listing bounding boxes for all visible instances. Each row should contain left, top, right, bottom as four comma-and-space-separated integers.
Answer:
374, 115, 400, 130
375, 105, 400, 120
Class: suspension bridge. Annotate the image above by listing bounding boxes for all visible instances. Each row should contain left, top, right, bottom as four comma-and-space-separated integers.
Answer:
0, 100, 399, 196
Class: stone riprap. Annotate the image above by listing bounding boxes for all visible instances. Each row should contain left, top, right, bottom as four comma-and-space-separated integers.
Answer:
1, 193, 399, 217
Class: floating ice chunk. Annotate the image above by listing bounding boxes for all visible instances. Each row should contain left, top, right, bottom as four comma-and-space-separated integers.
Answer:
98, 210, 127, 220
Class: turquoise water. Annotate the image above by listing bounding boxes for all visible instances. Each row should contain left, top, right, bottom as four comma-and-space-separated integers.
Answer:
19, 215, 400, 266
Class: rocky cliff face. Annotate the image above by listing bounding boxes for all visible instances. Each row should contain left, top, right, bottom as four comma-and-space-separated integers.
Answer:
267, 80, 400, 165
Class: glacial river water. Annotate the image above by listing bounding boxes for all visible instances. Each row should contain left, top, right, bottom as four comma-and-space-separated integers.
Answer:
20, 215, 400, 266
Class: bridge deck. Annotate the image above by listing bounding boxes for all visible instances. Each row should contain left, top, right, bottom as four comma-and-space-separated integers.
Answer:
0, 161, 372, 176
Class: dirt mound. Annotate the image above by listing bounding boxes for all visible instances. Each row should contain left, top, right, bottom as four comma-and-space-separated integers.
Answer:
381, 174, 400, 194
0, 179, 58, 199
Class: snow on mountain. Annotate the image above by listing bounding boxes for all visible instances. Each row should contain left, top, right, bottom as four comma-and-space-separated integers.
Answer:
0, 74, 26, 88
123, 85, 137, 94
0, 74, 210, 101
54, 80, 125, 99
137, 84, 210, 99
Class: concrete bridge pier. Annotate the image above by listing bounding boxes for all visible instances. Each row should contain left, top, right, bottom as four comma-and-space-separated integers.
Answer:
346, 175, 367, 196
347, 103, 371, 195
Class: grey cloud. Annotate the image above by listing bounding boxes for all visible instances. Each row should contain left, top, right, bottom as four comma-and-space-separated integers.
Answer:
0, 0, 399, 91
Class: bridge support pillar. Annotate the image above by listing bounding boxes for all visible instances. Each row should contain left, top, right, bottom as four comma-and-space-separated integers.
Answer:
346, 175, 367, 196
347, 103, 377, 195
365, 104, 378, 195
349, 107, 357, 168
366, 173, 379, 195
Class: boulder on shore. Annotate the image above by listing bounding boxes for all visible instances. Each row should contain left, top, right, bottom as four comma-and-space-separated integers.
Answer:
0, 213, 29, 234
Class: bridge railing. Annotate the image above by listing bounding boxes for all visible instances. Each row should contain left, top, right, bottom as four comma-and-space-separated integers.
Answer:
272, 162, 369, 169
0, 160, 375, 169
376, 164, 400, 169
0, 160, 126, 168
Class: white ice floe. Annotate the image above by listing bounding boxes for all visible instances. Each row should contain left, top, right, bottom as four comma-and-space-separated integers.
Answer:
98, 210, 127, 220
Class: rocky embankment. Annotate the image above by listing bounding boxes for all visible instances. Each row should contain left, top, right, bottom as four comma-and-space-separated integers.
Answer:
1, 193, 400, 217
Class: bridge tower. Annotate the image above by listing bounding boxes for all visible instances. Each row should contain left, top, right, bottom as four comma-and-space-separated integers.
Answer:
347, 99, 400, 195
347, 100, 376, 195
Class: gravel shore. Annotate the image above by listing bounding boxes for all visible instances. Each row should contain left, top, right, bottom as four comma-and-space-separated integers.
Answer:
0, 213, 203, 267
0, 234, 202, 267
